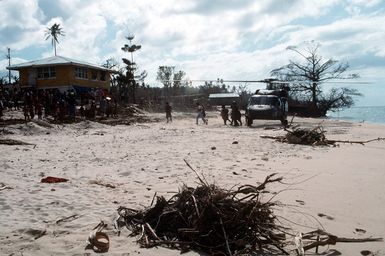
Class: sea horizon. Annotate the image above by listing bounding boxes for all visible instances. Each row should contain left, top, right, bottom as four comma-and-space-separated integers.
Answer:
327, 105, 385, 125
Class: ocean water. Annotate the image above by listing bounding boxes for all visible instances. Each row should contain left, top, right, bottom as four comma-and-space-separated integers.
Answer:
327, 106, 385, 125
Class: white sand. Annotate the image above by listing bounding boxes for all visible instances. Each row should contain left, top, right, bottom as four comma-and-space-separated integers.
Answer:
1, 110, 384, 255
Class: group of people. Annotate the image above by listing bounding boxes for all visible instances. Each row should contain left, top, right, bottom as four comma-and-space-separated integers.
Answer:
220, 101, 242, 126
0, 87, 118, 122
165, 102, 208, 125
164, 101, 242, 126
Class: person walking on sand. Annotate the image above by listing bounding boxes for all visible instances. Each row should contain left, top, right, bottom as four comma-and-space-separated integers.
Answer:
220, 105, 230, 125
230, 101, 242, 126
196, 103, 208, 125
165, 101, 172, 123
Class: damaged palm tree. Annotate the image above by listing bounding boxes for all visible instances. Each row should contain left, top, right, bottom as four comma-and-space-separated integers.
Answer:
115, 172, 289, 255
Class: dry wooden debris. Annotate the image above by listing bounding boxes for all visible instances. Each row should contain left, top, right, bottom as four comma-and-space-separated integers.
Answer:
261, 126, 329, 145
89, 179, 116, 189
85, 221, 110, 253
0, 184, 13, 191
24, 228, 47, 240
261, 126, 385, 146
302, 229, 382, 252
56, 214, 80, 224
285, 126, 329, 145
114, 171, 383, 255
115, 173, 289, 255
0, 138, 34, 146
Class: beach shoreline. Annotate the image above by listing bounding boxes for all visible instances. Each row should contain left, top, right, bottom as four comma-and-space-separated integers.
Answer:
1, 110, 384, 255
327, 105, 385, 126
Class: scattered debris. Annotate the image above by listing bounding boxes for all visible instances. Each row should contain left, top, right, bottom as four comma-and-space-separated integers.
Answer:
85, 221, 110, 253
0, 183, 13, 191
41, 176, 69, 183
56, 214, 81, 224
25, 228, 47, 240
89, 180, 116, 189
301, 229, 382, 251
361, 250, 373, 256
0, 138, 34, 146
355, 228, 367, 234
318, 213, 335, 220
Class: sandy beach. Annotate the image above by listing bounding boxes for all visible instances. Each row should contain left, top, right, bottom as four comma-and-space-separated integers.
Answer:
1, 110, 384, 255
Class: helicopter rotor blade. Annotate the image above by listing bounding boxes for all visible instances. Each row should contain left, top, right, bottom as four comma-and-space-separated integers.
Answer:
155, 79, 372, 85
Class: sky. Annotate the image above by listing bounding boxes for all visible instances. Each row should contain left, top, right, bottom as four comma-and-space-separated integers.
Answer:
0, 0, 384, 106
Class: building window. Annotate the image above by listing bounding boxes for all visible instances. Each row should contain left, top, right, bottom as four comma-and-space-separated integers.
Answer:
37, 67, 56, 79
75, 67, 88, 79
91, 70, 98, 80
100, 71, 106, 81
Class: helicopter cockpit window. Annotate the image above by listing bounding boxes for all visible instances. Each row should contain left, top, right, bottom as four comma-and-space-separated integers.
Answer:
249, 96, 279, 106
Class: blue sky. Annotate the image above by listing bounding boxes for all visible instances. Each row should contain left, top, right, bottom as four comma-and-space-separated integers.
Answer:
1, 0, 384, 106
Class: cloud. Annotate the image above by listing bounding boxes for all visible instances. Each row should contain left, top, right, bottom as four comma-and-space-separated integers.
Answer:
37, 0, 70, 21
0, 0, 44, 49
344, 0, 384, 15
1, 0, 384, 105
281, 14, 385, 61
0, 0, 43, 29
181, 0, 255, 14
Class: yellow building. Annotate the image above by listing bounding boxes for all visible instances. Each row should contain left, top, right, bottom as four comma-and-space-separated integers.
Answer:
7, 56, 116, 92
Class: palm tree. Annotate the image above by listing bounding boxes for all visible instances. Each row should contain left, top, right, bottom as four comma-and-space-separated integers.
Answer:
45, 23, 65, 56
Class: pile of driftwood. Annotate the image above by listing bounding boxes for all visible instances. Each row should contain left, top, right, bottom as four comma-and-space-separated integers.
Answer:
115, 173, 289, 255
114, 167, 383, 255
261, 126, 385, 146
283, 126, 330, 146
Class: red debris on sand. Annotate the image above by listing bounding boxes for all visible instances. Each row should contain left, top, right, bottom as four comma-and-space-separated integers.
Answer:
41, 176, 69, 183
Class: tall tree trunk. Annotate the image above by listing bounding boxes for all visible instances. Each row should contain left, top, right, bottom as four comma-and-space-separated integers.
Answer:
131, 82, 136, 104
312, 82, 317, 108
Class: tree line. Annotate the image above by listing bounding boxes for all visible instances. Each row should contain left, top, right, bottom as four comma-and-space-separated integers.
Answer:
109, 38, 361, 116
3, 23, 361, 116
